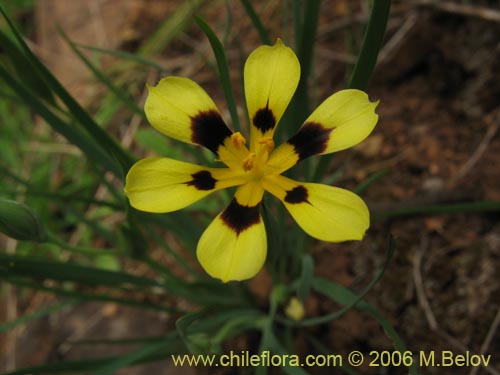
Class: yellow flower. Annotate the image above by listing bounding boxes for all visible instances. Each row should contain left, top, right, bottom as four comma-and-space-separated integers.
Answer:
125, 39, 379, 283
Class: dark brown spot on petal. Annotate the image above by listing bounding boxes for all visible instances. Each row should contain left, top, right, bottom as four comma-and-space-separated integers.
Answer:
221, 198, 260, 235
186, 170, 216, 190
191, 110, 232, 154
252, 106, 276, 133
284, 185, 309, 204
287, 122, 332, 161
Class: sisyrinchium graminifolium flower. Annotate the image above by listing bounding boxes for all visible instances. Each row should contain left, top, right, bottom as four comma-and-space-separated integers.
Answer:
125, 39, 379, 282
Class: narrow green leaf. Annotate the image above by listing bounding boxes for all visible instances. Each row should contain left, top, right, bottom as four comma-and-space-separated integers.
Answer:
3, 276, 172, 312
195, 16, 241, 131
348, 0, 391, 90
0, 30, 55, 104
0, 253, 161, 289
353, 168, 389, 194
176, 310, 213, 354
77, 43, 169, 72
138, 0, 204, 57
1, 345, 172, 375
240, 0, 271, 45
312, 0, 391, 181
93, 333, 180, 375
176, 308, 264, 354
1, 357, 123, 375
59, 28, 146, 118
0, 64, 122, 177
0, 7, 134, 176
311, 276, 417, 375
299, 235, 395, 326
0, 300, 76, 333
267, 333, 309, 375
0, 198, 47, 242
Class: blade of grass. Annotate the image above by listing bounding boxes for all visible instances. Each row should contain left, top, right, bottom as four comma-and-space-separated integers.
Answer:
3, 276, 173, 312
0, 7, 134, 176
77, 44, 169, 72
1, 345, 172, 375
353, 168, 389, 194
59, 28, 145, 118
137, 0, 204, 57
240, 0, 271, 45
311, 276, 417, 375
312, 0, 391, 182
0, 65, 121, 177
0, 30, 55, 104
0, 300, 76, 333
93, 333, 180, 375
348, 0, 391, 90
296, 234, 396, 326
195, 16, 241, 131
0, 253, 161, 289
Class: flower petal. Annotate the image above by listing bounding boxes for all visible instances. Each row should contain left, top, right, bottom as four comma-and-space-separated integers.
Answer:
244, 39, 300, 151
197, 196, 266, 282
145, 77, 233, 155
263, 175, 369, 242
269, 89, 378, 173
125, 157, 245, 213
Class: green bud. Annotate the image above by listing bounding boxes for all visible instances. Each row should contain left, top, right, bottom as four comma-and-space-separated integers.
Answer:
0, 198, 47, 242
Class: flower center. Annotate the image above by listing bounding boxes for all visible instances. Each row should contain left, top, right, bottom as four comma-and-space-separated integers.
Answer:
230, 133, 274, 179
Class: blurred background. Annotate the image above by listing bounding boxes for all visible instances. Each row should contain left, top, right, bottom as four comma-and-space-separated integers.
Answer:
1, 0, 499, 374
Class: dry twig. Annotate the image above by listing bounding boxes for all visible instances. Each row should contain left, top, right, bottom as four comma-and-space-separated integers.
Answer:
451, 109, 500, 184
413, 234, 500, 375
412, 0, 500, 22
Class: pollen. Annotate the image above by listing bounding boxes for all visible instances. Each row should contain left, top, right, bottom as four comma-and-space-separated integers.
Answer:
231, 132, 247, 149
242, 152, 256, 171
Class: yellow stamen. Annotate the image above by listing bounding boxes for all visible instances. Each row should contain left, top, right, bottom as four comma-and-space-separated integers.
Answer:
258, 136, 274, 153
231, 132, 247, 149
242, 152, 256, 171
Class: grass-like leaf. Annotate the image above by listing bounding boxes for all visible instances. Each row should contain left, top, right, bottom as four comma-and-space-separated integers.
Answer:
0, 253, 161, 289
59, 28, 146, 118
348, 0, 391, 90
240, 0, 271, 45
195, 16, 241, 131
0, 64, 121, 177
93, 333, 180, 375
0, 300, 76, 333
299, 235, 395, 326
0, 7, 134, 177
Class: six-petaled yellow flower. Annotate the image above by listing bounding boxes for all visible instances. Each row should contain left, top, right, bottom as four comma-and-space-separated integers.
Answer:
125, 39, 379, 282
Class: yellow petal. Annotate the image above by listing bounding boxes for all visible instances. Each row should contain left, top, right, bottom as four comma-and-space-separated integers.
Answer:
263, 175, 369, 242
125, 157, 245, 213
244, 39, 300, 151
145, 77, 232, 155
269, 90, 378, 173
234, 181, 265, 207
197, 198, 266, 282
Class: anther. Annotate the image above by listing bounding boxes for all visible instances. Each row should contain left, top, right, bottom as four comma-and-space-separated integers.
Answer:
258, 137, 274, 153
242, 153, 256, 171
231, 132, 247, 149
